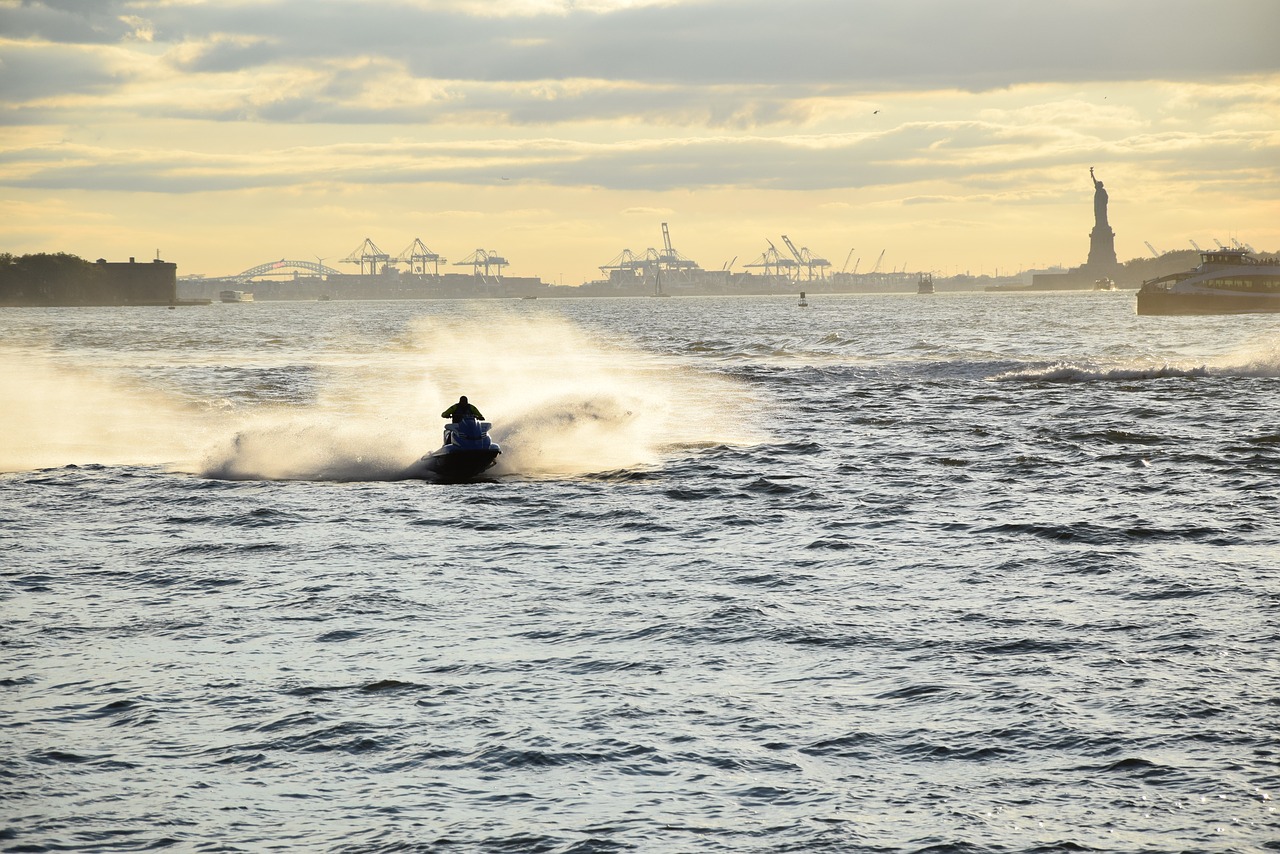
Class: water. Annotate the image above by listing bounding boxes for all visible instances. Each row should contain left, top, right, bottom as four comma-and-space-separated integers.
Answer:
2, 293, 1278, 852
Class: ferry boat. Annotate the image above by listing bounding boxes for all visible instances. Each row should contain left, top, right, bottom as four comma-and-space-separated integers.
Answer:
1136, 249, 1280, 315
917, 273, 935, 294
220, 290, 254, 303
1093, 277, 1117, 291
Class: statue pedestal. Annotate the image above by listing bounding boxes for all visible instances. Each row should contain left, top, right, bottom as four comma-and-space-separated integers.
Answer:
1086, 225, 1118, 270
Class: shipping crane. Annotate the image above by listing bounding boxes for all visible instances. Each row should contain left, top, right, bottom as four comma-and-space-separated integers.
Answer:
871, 249, 886, 274
1144, 241, 1160, 258
780, 235, 832, 281
397, 238, 445, 275
744, 240, 798, 278
599, 248, 647, 276
781, 235, 804, 266
454, 249, 508, 278
1189, 239, 1203, 252
656, 223, 699, 274
342, 237, 391, 276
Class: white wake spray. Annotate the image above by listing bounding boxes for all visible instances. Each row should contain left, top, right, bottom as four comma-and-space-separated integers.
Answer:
993, 339, 1280, 384
200, 311, 765, 480
0, 348, 212, 473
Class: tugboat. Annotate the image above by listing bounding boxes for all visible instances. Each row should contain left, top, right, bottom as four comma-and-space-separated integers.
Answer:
917, 273, 935, 294
1137, 249, 1280, 315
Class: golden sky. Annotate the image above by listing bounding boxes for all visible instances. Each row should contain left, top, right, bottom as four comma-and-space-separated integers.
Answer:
2, 0, 1278, 284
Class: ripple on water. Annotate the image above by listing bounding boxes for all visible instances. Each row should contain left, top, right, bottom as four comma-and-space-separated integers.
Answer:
3, 298, 1278, 853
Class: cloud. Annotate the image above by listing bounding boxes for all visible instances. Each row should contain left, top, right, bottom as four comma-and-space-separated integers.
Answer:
4, 0, 1278, 100
0, 41, 126, 101
203, 0, 1271, 89
0, 0, 139, 44
4, 116, 1275, 197
623, 206, 675, 216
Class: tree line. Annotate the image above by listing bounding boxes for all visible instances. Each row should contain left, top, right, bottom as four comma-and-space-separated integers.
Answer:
0, 252, 107, 305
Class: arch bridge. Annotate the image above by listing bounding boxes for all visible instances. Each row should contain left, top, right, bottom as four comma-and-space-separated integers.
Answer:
233, 259, 345, 282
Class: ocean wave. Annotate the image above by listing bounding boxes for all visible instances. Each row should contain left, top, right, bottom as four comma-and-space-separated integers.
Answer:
996, 341, 1280, 383
993, 361, 1210, 383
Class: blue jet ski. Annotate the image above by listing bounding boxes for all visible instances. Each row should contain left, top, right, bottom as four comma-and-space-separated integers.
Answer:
411, 416, 501, 483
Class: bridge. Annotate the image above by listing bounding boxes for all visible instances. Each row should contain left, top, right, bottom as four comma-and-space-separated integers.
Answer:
231, 259, 345, 283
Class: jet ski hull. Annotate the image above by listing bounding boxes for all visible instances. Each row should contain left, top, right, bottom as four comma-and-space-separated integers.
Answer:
405, 417, 501, 483
414, 446, 500, 483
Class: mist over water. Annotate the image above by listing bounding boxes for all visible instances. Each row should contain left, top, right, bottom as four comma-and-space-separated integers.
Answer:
0, 347, 205, 473
3, 310, 765, 481
3, 294, 1278, 853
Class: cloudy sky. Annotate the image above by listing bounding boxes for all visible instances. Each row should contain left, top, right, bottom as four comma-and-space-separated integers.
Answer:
2, 0, 1278, 283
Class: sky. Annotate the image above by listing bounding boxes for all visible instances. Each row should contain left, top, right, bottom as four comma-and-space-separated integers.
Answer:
1, 0, 1278, 284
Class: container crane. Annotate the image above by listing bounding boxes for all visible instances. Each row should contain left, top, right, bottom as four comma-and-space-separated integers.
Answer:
1144, 241, 1160, 258
656, 223, 699, 274
342, 237, 391, 276
744, 240, 797, 279
397, 238, 445, 275
780, 235, 832, 281
871, 249, 886, 274
454, 249, 508, 278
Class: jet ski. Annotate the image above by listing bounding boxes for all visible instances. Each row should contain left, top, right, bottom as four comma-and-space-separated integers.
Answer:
410, 416, 501, 483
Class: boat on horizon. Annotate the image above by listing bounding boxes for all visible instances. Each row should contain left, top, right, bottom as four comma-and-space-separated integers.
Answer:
917, 273, 935, 294
1136, 249, 1280, 315
220, 290, 254, 303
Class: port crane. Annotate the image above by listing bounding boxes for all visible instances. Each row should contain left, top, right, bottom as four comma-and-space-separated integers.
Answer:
744, 240, 798, 279
454, 249, 508, 278
1144, 241, 1161, 258
841, 248, 855, 274
656, 223, 700, 275
397, 238, 445, 275
598, 248, 648, 278
871, 249, 886, 274
781, 235, 832, 281
342, 237, 392, 276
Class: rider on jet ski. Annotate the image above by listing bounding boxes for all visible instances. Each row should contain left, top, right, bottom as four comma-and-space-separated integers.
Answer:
441, 395, 484, 444
442, 395, 484, 421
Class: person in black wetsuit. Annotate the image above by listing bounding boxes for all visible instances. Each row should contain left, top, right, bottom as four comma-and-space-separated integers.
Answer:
440, 396, 484, 444
441, 395, 484, 422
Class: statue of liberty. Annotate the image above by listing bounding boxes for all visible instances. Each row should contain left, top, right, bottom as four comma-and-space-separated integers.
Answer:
1086, 166, 1117, 269
1090, 166, 1109, 229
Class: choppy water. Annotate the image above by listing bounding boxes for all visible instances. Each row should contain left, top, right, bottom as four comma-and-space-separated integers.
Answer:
2, 293, 1278, 853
